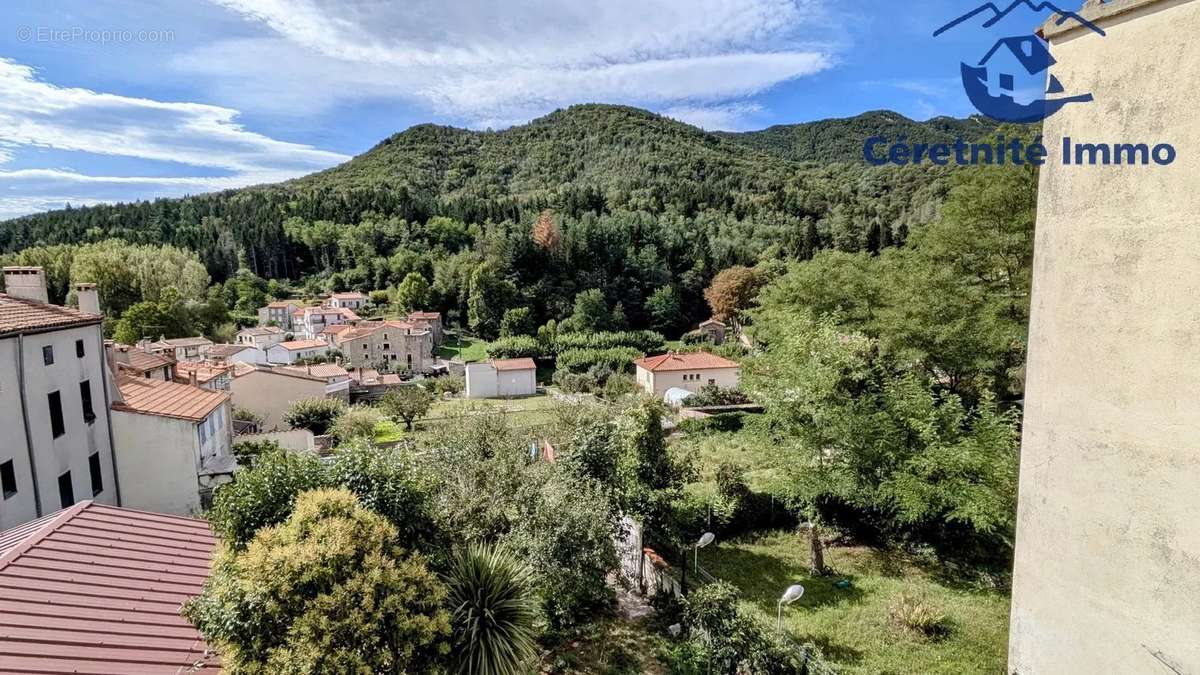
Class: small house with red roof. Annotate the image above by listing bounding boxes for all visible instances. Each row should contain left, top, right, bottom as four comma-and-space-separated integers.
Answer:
465, 357, 538, 399
633, 351, 740, 397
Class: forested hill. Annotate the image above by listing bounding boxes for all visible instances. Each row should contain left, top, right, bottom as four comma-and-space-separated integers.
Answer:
0, 104, 999, 333
716, 110, 1005, 163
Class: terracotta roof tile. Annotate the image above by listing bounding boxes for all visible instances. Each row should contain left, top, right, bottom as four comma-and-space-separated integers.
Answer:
153, 337, 213, 349
112, 345, 175, 374
492, 357, 537, 371
113, 376, 228, 422
407, 311, 441, 321
634, 352, 739, 372
238, 326, 283, 337
281, 363, 349, 380
173, 361, 231, 384
208, 343, 252, 358
0, 293, 102, 336
331, 292, 367, 300
0, 501, 219, 673
274, 339, 328, 351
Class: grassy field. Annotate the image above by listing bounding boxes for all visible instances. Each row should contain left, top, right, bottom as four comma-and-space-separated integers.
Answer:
672, 427, 1011, 675
435, 334, 488, 362
696, 531, 1009, 675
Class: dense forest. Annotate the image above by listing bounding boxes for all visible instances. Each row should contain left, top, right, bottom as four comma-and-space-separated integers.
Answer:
0, 104, 1022, 336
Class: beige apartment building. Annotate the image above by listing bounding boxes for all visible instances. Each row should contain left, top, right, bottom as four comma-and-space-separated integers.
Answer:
257, 300, 301, 330
0, 268, 119, 531
335, 320, 434, 373
1009, 1, 1200, 673
230, 363, 350, 431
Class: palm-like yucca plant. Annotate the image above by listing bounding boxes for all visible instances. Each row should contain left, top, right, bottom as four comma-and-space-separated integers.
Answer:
445, 543, 539, 675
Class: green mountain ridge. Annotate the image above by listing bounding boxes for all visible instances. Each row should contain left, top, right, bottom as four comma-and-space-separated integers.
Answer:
0, 104, 976, 291
715, 110, 1005, 163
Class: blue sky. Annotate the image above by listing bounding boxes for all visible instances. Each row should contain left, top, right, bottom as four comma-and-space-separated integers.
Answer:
0, 0, 1055, 219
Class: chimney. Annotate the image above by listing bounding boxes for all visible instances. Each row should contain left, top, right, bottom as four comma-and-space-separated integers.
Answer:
3, 266, 49, 304
76, 283, 100, 315
189, 369, 198, 387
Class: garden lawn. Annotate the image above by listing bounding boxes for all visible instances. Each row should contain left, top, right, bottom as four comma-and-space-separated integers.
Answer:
695, 532, 1010, 675
673, 427, 1010, 674
373, 419, 404, 444
435, 334, 487, 362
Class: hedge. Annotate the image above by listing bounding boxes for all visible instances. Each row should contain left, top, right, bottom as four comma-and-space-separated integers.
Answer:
552, 330, 665, 355
485, 335, 543, 359
555, 347, 642, 374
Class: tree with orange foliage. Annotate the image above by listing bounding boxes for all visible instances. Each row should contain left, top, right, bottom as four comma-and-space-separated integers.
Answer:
531, 210, 562, 251
704, 266, 760, 326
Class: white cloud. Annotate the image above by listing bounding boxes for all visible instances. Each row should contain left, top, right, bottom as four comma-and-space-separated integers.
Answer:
181, 0, 834, 125
662, 103, 766, 131
0, 57, 349, 219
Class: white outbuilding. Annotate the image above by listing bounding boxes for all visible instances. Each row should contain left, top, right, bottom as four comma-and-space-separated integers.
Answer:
465, 358, 538, 399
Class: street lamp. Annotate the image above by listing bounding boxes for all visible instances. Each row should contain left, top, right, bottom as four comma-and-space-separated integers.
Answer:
777, 584, 805, 632
694, 532, 715, 573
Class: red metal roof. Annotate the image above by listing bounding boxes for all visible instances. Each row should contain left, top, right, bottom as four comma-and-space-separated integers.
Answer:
634, 351, 739, 372
492, 357, 536, 371
0, 501, 219, 673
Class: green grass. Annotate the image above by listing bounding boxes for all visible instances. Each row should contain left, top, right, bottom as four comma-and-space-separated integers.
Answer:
373, 419, 404, 444
672, 427, 1010, 675
696, 532, 1010, 675
423, 392, 567, 428
436, 334, 488, 362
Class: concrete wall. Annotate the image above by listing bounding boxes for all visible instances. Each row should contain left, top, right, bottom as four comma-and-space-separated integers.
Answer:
111, 410, 203, 516
497, 368, 536, 397
0, 337, 37, 530
0, 325, 119, 528
639, 367, 739, 397
1009, 1, 1200, 673
235, 429, 315, 453
230, 370, 328, 431
465, 363, 497, 399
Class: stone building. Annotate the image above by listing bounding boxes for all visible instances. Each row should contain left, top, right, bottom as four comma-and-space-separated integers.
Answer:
334, 320, 434, 373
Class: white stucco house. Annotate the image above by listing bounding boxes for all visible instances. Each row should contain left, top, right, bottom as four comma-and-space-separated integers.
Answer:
110, 375, 234, 516
266, 339, 331, 365
236, 326, 286, 350
633, 352, 740, 398
328, 292, 368, 311
0, 269, 119, 531
465, 358, 538, 399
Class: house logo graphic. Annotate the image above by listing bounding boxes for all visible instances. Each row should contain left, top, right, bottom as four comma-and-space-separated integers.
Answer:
934, 1, 1107, 123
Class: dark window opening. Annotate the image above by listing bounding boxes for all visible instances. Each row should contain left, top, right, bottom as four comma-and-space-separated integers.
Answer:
42, 345, 54, 366
48, 391, 65, 438
89, 452, 103, 496
1, 460, 16, 499
75, 339, 85, 358
80, 380, 95, 424
58, 471, 74, 508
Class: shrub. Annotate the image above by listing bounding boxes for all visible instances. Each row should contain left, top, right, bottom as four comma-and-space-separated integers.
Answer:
681, 385, 751, 408
444, 544, 539, 675
552, 330, 665, 355
507, 471, 619, 629
208, 450, 328, 548
680, 330, 711, 346
184, 489, 452, 673
327, 443, 441, 553
677, 412, 747, 435
231, 439, 281, 466
427, 375, 465, 396
283, 398, 348, 435
329, 405, 384, 443
889, 593, 949, 638
486, 336, 542, 360
552, 369, 599, 394
232, 406, 263, 426
682, 582, 803, 674
555, 347, 641, 375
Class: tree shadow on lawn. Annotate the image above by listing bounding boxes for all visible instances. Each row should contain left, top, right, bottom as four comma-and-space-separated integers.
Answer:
699, 545, 868, 613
